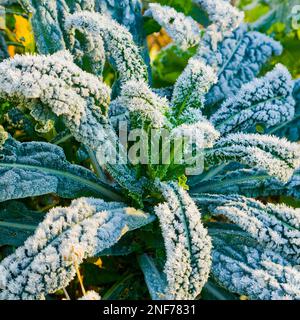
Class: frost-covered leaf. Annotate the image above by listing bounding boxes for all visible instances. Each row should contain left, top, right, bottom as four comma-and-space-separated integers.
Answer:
195, 194, 300, 264
192, 0, 244, 39
153, 181, 212, 300
65, 11, 148, 84
0, 51, 144, 203
205, 133, 300, 182
198, 24, 283, 113
0, 137, 123, 202
191, 164, 300, 200
27, 0, 148, 68
95, 0, 148, 59
0, 201, 43, 247
171, 115, 220, 150
27, 0, 67, 54
171, 58, 217, 121
144, 3, 200, 49
0, 197, 154, 300
268, 79, 300, 142
191, 167, 285, 198
209, 228, 300, 300
210, 64, 295, 134
110, 80, 170, 129
138, 254, 167, 300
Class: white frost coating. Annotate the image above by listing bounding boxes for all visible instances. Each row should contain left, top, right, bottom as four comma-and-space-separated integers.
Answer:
212, 234, 300, 300
155, 181, 212, 300
193, 0, 244, 47
206, 133, 300, 182
144, 3, 200, 49
171, 58, 217, 117
0, 197, 152, 300
172, 117, 220, 149
0, 51, 112, 150
78, 290, 101, 300
110, 80, 170, 128
65, 11, 148, 82
196, 194, 300, 264
210, 64, 295, 134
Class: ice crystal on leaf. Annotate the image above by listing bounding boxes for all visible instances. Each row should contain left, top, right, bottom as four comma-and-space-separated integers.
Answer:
65, 11, 148, 84
205, 133, 300, 182
144, 3, 200, 49
152, 181, 212, 300
110, 80, 170, 129
0, 0, 299, 301
195, 194, 300, 264
211, 230, 300, 300
192, 0, 244, 39
0, 198, 153, 300
198, 24, 283, 110
78, 290, 101, 300
210, 64, 295, 134
171, 58, 217, 120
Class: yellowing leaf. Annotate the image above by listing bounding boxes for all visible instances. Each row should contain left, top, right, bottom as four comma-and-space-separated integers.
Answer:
14, 15, 35, 52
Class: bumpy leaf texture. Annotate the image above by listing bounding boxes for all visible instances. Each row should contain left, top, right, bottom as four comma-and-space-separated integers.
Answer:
0, 197, 154, 300
190, 166, 285, 198
0, 51, 144, 202
144, 3, 201, 49
205, 133, 300, 182
0, 137, 122, 202
269, 79, 300, 142
171, 58, 217, 121
210, 228, 300, 300
110, 80, 170, 129
198, 24, 283, 114
152, 182, 212, 300
64, 11, 148, 83
192, 0, 244, 37
195, 194, 300, 264
210, 64, 295, 134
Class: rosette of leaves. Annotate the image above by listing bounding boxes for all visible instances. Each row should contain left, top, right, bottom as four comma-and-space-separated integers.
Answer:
0, 0, 299, 300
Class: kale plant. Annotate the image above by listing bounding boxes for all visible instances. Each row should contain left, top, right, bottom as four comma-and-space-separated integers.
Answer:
0, 0, 299, 300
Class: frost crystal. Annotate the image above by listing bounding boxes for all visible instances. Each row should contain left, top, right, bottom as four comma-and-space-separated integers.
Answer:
0, 198, 153, 300
155, 181, 212, 300
110, 80, 170, 129
65, 11, 148, 83
171, 58, 217, 119
144, 3, 200, 49
211, 231, 300, 300
198, 25, 283, 109
193, 0, 244, 38
78, 290, 101, 300
196, 194, 300, 264
206, 133, 300, 182
0, 51, 111, 151
210, 64, 295, 134
172, 117, 220, 149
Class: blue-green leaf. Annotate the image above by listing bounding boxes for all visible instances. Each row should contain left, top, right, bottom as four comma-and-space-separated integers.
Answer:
0, 138, 123, 202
